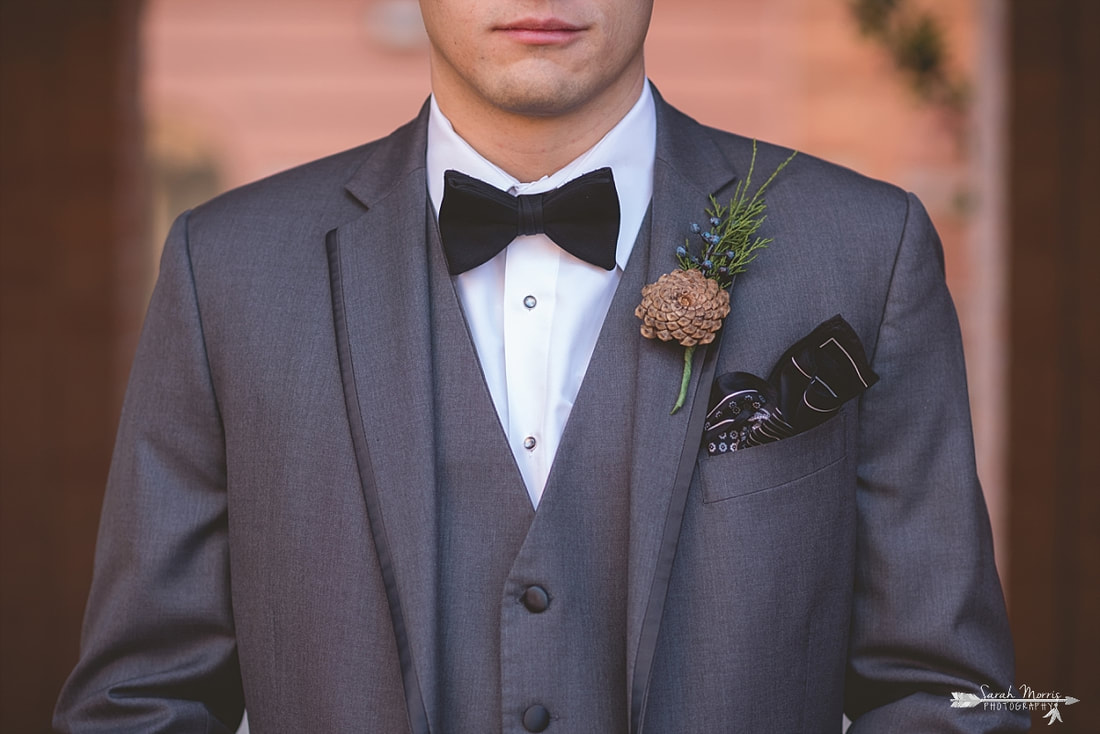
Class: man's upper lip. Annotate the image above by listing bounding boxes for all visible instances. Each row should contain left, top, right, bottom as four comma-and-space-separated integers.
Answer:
496, 17, 585, 31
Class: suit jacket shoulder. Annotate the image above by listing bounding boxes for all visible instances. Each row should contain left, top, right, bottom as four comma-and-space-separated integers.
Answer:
183, 101, 429, 274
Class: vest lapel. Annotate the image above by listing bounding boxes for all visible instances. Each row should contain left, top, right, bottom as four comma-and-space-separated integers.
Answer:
427, 207, 537, 732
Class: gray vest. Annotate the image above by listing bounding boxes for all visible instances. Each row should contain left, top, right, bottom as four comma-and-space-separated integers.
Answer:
427, 216, 650, 733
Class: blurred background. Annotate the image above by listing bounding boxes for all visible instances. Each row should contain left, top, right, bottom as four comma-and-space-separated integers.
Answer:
1, 0, 1096, 730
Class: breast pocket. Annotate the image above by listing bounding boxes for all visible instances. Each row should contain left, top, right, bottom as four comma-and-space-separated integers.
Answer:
699, 412, 848, 504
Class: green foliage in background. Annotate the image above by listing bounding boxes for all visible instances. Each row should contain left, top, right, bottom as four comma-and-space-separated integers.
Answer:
849, 0, 969, 118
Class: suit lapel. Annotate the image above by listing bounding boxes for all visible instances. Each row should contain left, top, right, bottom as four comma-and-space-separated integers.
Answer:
625, 90, 744, 732
327, 106, 437, 734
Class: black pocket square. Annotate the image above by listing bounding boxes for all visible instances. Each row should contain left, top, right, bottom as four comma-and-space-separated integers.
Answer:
704, 315, 878, 456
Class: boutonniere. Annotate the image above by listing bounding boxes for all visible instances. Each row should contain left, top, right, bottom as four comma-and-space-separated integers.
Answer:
635, 142, 797, 413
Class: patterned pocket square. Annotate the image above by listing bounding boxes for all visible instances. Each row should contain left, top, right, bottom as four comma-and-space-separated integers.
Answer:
704, 315, 878, 456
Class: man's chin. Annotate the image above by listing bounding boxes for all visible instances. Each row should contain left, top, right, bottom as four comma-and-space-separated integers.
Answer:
477, 71, 601, 119
495, 96, 582, 119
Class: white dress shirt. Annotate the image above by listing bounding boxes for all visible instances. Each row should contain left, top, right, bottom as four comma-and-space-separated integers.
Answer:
426, 84, 656, 507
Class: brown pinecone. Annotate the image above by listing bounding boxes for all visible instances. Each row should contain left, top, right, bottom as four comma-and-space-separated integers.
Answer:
635, 268, 731, 347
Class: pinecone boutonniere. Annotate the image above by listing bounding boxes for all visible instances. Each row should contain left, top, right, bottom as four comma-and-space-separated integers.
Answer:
635, 142, 797, 414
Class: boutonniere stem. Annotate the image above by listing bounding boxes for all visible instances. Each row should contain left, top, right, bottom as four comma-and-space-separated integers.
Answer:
635, 142, 797, 413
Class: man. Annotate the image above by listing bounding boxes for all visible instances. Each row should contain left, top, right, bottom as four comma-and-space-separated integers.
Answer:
56, 0, 1025, 731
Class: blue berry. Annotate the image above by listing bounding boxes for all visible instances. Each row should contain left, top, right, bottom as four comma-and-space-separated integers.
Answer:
690, 223, 701, 233
676, 245, 687, 257
710, 217, 721, 227
702, 259, 713, 269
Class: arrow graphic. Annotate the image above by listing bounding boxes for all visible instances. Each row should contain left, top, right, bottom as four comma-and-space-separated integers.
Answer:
950, 692, 1080, 708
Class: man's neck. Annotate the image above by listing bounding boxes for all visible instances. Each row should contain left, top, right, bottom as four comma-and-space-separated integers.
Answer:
431, 74, 647, 183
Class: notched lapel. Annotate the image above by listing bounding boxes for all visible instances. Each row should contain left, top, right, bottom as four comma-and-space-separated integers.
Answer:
327, 106, 438, 734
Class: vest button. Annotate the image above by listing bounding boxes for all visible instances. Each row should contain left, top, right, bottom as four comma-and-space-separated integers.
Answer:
521, 585, 550, 613
522, 704, 551, 732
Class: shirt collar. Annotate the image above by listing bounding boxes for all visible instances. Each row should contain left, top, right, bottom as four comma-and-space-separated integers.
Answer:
426, 82, 656, 271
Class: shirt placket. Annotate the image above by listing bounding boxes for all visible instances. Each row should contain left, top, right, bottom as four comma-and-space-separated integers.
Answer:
502, 235, 559, 507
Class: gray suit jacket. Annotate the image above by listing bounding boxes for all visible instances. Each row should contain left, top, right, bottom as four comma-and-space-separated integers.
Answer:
55, 91, 1025, 732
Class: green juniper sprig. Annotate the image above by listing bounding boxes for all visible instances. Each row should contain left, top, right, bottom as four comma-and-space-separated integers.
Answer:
676, 142, 798, 291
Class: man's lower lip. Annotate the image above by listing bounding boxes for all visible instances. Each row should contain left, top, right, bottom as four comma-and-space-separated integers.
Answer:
499, 28, 582, 44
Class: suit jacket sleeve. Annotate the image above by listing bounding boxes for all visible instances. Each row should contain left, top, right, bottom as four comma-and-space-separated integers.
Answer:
844, 193, 1025, 731
53, 211, 244, 733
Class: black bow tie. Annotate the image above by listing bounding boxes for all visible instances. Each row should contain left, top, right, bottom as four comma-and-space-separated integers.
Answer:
438, 167, 620, 275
